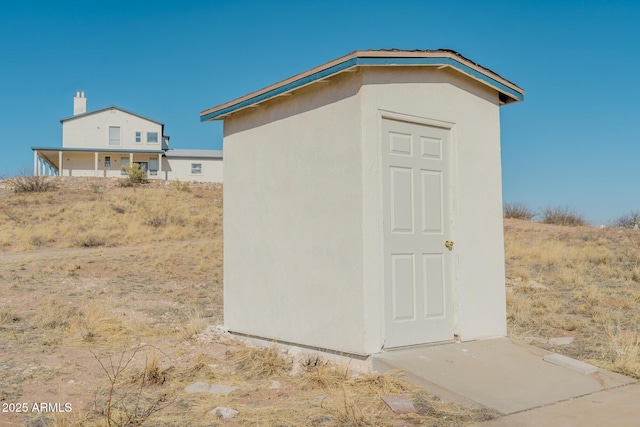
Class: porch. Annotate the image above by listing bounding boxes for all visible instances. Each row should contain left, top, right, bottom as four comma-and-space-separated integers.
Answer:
32, 147, 166, 179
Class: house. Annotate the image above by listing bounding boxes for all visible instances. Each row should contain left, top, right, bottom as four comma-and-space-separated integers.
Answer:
32, 91, 223, 182
200, 49, 524, 355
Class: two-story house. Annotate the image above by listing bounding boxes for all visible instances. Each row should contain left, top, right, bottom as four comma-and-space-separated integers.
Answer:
32, 91, 223, 182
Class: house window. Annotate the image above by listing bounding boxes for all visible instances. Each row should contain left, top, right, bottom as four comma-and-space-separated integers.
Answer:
191, 163, 202, 175
121, 157, 129, 175
109, 127, 121, 145
149, 158, 158, 176
104, 156, 111, 168
147, 132, 158, 143
135, 132, 141, 143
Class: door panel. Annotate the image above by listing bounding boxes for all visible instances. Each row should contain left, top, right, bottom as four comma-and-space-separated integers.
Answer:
383, 118, 454, 348
421, 170, 443, 233
390, 167, 414, 233
422, 254, 445, 317
391, 254, 416, 321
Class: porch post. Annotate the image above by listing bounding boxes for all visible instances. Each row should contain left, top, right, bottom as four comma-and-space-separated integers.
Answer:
158, 153, 163, 180
33, 150, 38, 176
94, 152, 99, 177
129, 152, 133, 165
59, 151, 63, 177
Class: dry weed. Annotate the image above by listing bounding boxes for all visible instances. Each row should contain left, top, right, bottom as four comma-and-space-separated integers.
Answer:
413, 391, 499, 424
90, 346, 174, 427
230, 345, 291, 379
177, 306, 208, 340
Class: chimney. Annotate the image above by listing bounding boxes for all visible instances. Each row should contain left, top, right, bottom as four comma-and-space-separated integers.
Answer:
73, 90, 87, 115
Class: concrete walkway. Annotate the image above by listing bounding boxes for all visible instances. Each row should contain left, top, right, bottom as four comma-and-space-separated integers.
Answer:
472, 383, 640, 426
372, 338, 637, 424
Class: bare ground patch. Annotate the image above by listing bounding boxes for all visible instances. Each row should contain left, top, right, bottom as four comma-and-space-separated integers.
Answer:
0, 178, 490, 426
505, 218, 640, 378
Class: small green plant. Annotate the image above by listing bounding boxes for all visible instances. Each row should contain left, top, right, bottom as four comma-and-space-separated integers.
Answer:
123, 163, 147, 184
503, 202, 536, 220
541, 206, 587, 226
172, 179, 191, 192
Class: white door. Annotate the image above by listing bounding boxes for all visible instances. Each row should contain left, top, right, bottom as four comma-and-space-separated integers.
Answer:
382, 118, 454, 348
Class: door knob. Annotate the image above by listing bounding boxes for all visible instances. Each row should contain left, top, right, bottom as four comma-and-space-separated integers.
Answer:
444, 241, 454, 249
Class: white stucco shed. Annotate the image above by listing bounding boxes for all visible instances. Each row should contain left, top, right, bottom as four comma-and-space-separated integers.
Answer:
201, 49, 524, 355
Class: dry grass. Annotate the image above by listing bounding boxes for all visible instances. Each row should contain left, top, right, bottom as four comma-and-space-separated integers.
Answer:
1, 177, 488, 427
229, 345, 291, 379
11, 178, 637, 424
0, 176, 222, 252
505, 218, 640, 378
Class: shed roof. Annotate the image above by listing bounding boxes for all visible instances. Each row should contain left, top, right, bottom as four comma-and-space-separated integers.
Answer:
200, 49, 524, 122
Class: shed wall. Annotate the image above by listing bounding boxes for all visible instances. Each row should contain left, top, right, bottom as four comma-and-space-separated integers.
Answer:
222, 65, 508, 355
223, 72, 368, 354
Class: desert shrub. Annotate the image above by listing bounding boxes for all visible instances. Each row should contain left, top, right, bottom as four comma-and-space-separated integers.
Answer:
110, 205, 126, 214
76, 233, 106, 247
29, 235, 46, 246
172, 179, 191, 192
541, 206, 587, 227
503, 202, 536, 220
144, 210, 168, 227
169, 215, 187, 226
12, 175, 57, 193
123, 163, 147, 184
611, 211, 640, 228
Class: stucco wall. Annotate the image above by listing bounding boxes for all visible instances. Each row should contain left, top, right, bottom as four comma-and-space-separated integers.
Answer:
359, 67, 507, 344
223, 71, 367, 354
165, 158, 223, 183
62, 109, 164, 151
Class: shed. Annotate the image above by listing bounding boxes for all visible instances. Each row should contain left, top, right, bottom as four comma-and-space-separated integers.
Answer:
200, 49, 524, 355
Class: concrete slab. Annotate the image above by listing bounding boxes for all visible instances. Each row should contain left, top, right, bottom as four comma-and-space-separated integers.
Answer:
543, 353, 598, 374
548, 336, 575, 345
372, 338, 634, 414
472, 383, 640, 427
380, 395, 417, 414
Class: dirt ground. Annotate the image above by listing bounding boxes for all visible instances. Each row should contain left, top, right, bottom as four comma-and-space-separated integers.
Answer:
0, 177, 493, 427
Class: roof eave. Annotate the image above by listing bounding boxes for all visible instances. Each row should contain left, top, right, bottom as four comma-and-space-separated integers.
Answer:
31, 146, 166, 154
200, 50, 524, 122
60, 106, 165, 126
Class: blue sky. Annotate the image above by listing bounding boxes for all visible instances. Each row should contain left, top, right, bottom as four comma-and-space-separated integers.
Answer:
1, 0, 639, 224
